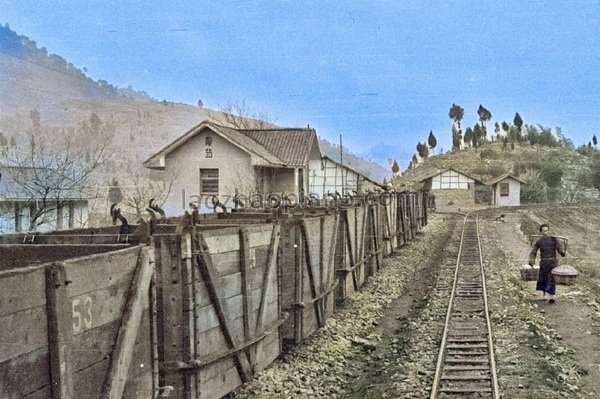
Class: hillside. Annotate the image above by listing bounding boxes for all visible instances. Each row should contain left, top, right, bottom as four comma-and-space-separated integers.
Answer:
0, 24, 388, 187
397, 141, 599, 203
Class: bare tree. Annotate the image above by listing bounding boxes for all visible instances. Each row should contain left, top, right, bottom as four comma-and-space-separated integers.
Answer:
215, 100, 277, 129
3, 134, 109, 231
119, 165, 179, 218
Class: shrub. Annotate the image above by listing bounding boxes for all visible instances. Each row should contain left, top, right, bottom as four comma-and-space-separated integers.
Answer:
538, 161, 564, 188
474, 185, 492, 204
521, 171, 548, 203
479, 147, 500, 160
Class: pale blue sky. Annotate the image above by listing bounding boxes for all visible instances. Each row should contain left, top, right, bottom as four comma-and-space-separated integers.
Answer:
2, 0, 600, 167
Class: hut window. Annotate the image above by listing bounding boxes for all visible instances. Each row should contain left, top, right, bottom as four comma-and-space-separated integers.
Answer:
499, 182, 509, 196
200, 168, 219, 196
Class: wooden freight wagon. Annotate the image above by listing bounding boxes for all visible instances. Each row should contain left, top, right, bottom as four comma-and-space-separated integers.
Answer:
380, 193, 398, 255
0, 245, 156, 398
335, 198, 400, 303
278, 213, 339, 347
155, 220, 284, 399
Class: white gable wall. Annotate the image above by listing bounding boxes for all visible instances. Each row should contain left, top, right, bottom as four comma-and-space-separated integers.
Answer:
430, 170, 474, 189
308, 158, 361, 197
493, 178, 521, 206
162, 128, 254, 214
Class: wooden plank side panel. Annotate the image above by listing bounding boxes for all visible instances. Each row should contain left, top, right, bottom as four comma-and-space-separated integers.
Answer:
157, 235, 186, 398
0, 266, 46, 317
205, 250, 240, 277
70, 316, 153, 398
400, 194, 408, 244
337, 207, 367, 300
300, 219, 323, 338
197, 360, 242, 399
65, 246, 142, 298
0, 306, 47, 363
253, 328, 280, 373
181, 233, 198, 399
45, 263, 74, 399
291, 220, 303, 343
68, 279, 132, 336
0, 245, 130, 272
301, 300, 319, 340
101, 247, 154, 399
252, 222, 281, 370
73, 359, 109, 399
334, 211, 348, 303
375, 205, 384, 265
354, 207, 363, 266
303, 218, 323, 295
322, 214, 338, 318
71, 320, 118, 371
22, 386, 51, 399
277, 220, 297, 343
192, 223, 280, 397
346, 208, 357, 267
321, 215, 336, 287
390, 195, 398, 250
123, 312, 154, 399
196, 317, 244, 359
362, 206, 372, 277
383, 203, 392, 255
195, 295, 245, 335
203, 234, 239, 254
194, 233, 252, 383
0, 347, 49, 398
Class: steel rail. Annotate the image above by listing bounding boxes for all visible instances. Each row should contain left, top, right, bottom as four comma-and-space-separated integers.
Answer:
430, 214, 499, 399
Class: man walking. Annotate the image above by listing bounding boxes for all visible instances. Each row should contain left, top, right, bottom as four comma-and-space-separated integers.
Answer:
529, 223, 566, 303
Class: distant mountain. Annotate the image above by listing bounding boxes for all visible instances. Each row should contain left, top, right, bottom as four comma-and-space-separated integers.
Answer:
0, 23, 390, 194
0, 23, 151, 112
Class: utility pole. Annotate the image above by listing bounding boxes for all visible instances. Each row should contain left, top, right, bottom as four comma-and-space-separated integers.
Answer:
340, 134, 344, 194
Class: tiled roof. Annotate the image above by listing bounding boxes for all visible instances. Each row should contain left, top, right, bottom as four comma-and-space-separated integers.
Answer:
242, 128, 318, 167
144, 121, 320, 169
209, 124, 285, 165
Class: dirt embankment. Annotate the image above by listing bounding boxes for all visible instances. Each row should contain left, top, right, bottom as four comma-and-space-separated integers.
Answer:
477, 204, 600, 399
234, 204, 600, 398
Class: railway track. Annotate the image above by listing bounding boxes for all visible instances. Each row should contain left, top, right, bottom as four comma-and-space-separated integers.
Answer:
430, 215, 499, 398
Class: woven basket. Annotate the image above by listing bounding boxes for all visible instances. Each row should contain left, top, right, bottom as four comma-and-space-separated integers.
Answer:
552, 264, 579, 286
520, 264, 539, 281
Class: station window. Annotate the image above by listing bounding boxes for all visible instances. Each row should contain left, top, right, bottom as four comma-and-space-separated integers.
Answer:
499, 182, 509, 197
200, 168, 219, 196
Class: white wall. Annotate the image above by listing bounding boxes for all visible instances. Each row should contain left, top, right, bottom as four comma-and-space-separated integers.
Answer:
308, 158, 361, 197
0, 200, 88, 233
162, 128, 254, 215
494, 178, 521, 206
431, 170, 474, 189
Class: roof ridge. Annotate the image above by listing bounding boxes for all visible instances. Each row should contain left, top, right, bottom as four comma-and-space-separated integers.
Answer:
221, 126, 285, 163
239, 128, 313, 132
210, 124, 285, 164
